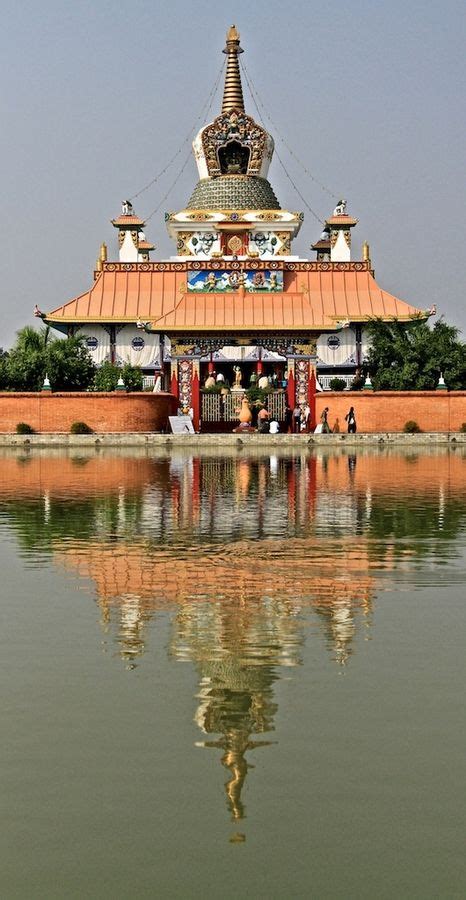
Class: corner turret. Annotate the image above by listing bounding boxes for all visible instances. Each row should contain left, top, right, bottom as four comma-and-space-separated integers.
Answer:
111, 201, 155, 262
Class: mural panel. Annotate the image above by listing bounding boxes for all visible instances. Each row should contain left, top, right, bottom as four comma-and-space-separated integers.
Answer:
187, 270, 283, 292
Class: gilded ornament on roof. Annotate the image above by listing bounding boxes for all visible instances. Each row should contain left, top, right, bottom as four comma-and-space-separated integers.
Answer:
200, 112, 268, 178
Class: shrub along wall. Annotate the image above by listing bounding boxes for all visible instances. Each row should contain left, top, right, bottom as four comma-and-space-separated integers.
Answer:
316, 392, 466, 433
0, 392, 177, 433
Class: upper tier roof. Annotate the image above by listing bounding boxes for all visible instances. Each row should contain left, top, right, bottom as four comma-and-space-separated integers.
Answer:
45, 262, 424, 332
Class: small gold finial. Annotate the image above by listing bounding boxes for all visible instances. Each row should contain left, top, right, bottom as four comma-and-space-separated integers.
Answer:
362, 241, 370, 262
227, 24, 240, 42
100, 242, 108, 262
96, 257, 102, 272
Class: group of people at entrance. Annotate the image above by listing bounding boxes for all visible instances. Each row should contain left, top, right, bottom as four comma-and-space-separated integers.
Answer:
316, 406, 357, 434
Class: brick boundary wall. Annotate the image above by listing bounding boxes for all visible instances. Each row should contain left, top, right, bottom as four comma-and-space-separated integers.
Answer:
0, 392, 177, 433
315, 392, 466, 433
1, 391, 466, 434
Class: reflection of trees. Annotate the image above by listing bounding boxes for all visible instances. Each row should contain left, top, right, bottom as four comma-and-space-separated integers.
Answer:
4, 451, 466, 559
366, 496, 466, 555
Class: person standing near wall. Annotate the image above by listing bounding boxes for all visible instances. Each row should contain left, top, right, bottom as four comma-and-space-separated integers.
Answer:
345, 406, 357, 433
321, 407, 330, 433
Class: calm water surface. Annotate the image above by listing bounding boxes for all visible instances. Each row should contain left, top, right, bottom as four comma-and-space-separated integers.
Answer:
1, 446, 466, 899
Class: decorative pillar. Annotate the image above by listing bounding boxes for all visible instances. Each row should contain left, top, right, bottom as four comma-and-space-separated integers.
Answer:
191, 363, 200, 432
256, 348, 263, 375
170, 359, 179, 400
355, 325, 362, 369
177, 359, 201, 429
308, 366, 316, 431
295, 359, 310, 407
286, 363, 295, 410
208, 354, 215, 375
110, 325, 116, 365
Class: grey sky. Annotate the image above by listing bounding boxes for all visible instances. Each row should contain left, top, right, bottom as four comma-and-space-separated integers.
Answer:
1, 0, 465, 348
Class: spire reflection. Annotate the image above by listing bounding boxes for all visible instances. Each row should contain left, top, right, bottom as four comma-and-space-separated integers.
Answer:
170, 596, 300, 821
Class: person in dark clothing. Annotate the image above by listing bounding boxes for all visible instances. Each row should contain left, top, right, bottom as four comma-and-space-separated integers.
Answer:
284, 405, 293, 434
345, 406, 357, 433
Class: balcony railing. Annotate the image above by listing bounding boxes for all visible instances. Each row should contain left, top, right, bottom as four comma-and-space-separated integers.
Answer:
317, 375, 353, 391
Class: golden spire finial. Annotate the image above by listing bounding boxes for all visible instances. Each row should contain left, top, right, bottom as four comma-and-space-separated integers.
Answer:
100, 242, 108, 262
222, 24, 245, 114
362, 240, 371, 263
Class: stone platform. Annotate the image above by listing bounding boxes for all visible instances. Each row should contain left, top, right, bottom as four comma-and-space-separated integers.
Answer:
0, 432, 465, 448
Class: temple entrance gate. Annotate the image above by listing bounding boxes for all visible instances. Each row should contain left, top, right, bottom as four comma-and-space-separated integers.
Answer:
167, 336, 316, 432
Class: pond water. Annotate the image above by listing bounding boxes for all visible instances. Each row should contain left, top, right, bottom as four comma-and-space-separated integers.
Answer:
1, 446, 466, 899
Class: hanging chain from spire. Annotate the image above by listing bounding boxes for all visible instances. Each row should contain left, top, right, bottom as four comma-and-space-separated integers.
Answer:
129, 58, 225, 203
239, 62, 325, 224
222, 25, 245, 113
240, 59, 339, 203
145, 147, 193, 222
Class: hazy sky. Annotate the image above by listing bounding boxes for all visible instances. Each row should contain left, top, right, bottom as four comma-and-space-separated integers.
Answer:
1, 0, 465, 348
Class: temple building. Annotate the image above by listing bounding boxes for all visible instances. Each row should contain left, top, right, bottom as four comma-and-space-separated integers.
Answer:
44, 25, 425, 431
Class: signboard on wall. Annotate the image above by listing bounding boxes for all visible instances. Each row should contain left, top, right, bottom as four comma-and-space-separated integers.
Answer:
169, 416, 195, 434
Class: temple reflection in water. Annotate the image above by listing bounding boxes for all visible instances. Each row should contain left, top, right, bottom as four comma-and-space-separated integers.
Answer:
1, 447, 466, 822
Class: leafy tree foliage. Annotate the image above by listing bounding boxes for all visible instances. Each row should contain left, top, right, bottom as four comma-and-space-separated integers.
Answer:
121, 363, 143, 392
3, 326, 95, 391
365, 318, 466, 390
92, 360, 143, 392
47, 333, 96, 390
0, 348, 9, 389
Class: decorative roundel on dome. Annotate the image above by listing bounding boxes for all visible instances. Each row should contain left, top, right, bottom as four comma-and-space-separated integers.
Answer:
327, 335, 341, 350
86, 336, 99, 350
131, 336, 145, 351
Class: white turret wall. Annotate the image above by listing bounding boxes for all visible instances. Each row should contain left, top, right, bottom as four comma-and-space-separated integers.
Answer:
330, 230, 351, 263
119, 231, 139, 263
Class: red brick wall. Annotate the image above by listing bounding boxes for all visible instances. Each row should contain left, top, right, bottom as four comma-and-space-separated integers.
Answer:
0, 392, 177, 433
315, 391, 466, 433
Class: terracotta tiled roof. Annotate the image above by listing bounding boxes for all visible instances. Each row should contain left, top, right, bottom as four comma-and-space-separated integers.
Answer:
325, 215, 358, 227
111, 215, 146, 227
46, 265, 423, 330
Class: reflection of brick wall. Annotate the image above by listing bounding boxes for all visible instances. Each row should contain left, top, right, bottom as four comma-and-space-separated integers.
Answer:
0, 392, 176, 433
316, 392, 466, 433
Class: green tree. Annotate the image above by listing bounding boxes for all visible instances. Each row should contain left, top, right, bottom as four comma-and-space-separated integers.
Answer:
93, 361, 143, 391
93, 361, 120, 391
3, 326, 95, 391
121, 362, 143, 391
0, 349, 9, 389
5, 326, 51, 390
365, 317, 466, 390
46, 333, 95, 390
